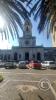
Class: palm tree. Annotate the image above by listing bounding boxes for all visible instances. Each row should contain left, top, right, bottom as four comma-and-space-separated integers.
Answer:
27, 0, 56, 38
0, 0, 29, 40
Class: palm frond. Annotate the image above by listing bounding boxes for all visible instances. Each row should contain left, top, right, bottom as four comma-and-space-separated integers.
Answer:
28, 0, 56, 38
0, 0, 30, 40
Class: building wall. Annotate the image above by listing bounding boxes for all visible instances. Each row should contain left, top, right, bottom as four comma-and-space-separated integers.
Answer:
13, 47, 44, 61
0, 47, 44, 62
19, 37, 36, 47
44, 47, 56, 61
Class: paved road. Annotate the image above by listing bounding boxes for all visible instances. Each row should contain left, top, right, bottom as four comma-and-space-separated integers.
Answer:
0, 68, 56, 82
0, 68, 56, 100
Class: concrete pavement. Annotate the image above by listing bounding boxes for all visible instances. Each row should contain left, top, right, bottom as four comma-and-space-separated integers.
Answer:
0, 68, 56, 100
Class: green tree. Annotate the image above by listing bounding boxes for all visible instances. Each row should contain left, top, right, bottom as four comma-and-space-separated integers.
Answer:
0, 0, 29, 40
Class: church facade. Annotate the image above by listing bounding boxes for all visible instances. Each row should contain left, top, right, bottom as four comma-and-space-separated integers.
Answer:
0, 20, 44, 61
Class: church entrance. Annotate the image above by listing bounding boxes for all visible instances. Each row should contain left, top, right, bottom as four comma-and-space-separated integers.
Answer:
37, 52, 41, 61
25, 52, 29, 60
14, 52, 18, 61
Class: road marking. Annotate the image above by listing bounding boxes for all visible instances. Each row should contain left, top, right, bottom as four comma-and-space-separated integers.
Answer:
0, 80, 9, 88
0, 72, 56, 76
49, 84, 56, 100
0, 72, 10, 74
0, 79, 56, 99
0, 79, 40, 89
11, 79, 40, 83
14, 73, 56, 76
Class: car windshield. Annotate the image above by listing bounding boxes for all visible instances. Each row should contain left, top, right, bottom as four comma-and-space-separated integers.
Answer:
42, 61, 48, 63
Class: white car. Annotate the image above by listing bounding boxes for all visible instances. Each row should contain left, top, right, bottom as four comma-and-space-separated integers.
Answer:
41, 61, 50, 68
41, 61, 56, 69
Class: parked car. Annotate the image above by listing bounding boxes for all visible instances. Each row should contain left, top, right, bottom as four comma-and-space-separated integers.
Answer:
0, 60, 5, 68
0, 62, 5, 68
26, 60, 42, 69
41, 61, 50, 68
48, 61, 56, 69
4, 62, 17, 69
17, 61, 29, 69
41, 61, 56, 69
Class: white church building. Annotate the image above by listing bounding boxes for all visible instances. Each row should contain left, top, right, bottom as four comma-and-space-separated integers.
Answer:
0, 20, 44, 61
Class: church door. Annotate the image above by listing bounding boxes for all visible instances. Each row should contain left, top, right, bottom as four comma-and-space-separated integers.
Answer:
25, 52, 29, 60
14, 52, 18, 61
37, 52, 41, 61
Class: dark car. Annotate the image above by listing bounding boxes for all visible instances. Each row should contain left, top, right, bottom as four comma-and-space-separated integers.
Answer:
49, 61, 56, 69
26, 60, 42, 69
4, 62, 17, 69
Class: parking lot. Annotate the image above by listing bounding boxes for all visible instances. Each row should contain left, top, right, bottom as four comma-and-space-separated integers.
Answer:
0, 68, 56, 100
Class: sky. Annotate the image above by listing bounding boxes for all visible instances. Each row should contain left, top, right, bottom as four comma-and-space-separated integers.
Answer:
0, 16, 52, 49
7, 16, 52, 48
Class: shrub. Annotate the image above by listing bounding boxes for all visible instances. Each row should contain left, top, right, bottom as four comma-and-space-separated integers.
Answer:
0, 75, 3, 82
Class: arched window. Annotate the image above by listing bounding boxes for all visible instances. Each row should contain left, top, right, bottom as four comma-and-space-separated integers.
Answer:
19, 54, 21, 59
8, 54, 10, 61
0, 54, 3, 60
14, 52, 18, 61
32, 54, 35, 59
4, 55, 7, 61
37, 52, 41, 61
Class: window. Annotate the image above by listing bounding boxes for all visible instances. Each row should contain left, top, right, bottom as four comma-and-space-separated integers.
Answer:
4, 55, 7, 61
0, 54, 3, 60
8, 54, 10, 61
19, 54, 21, 59
32, 54, 35, 58
25, 40, 29, 45
26, 26, 29, 32
14, 52, 18, 61
50, 61, 55, 64
37, 52, 41, 61
25, 52, 29, 60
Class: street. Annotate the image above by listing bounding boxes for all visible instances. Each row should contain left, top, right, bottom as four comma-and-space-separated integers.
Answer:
0, 68, 56, 100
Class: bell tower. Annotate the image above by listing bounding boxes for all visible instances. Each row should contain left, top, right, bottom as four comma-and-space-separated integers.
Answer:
19, 19, 36, 47
23, 19, 32, 38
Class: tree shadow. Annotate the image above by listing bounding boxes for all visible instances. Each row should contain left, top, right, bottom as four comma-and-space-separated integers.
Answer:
38, 95, 44, 100
18, 93, 24, 100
